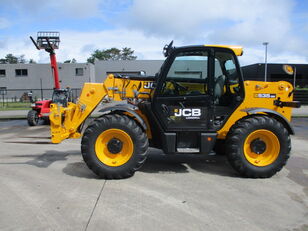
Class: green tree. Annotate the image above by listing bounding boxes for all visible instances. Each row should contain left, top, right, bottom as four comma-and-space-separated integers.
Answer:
0, 54, 29, 64
29, 59, 36, 64
4, 54, 18, 64
121, 47, 137, 60
64, 58, 77, 63
87, 47, 137, 64
18, 55, 26, 63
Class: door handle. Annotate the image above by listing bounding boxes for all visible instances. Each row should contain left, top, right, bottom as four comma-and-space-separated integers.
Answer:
179, 102, 185, 108
161, 104, 169, 115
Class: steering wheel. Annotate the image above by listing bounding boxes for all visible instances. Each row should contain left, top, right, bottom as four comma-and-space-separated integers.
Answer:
170, 80, 188, 94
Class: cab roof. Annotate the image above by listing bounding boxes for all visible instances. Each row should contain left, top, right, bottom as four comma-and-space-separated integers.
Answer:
205, 45, 243, 56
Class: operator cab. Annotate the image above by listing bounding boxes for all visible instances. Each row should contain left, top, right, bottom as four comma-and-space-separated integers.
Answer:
139, 43, 244, 153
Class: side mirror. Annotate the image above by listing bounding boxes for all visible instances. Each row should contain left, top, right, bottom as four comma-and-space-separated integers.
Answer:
163, 40, 174, 57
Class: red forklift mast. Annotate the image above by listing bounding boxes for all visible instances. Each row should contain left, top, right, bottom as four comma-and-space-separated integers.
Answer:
28, 32, 72, 126
50, 50, 60, 89
30, 31, 61, 89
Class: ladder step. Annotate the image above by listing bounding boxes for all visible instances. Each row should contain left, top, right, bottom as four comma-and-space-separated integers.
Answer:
177, 148, 199, 153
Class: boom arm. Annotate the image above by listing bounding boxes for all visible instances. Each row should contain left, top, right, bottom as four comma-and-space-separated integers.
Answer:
50, 51, 61, 89
49, 74, 153, 143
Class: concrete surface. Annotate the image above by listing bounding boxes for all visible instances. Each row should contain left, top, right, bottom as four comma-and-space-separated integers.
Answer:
1, 105, 308, 120
0, 110, 29, 119
0, 119, 307, 231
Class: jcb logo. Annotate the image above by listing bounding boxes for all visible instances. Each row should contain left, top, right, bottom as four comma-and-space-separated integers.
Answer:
144, 82, 154, 89
174, 108, 201, 117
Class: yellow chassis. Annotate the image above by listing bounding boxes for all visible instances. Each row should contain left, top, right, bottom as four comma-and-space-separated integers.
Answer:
50, 72, 294, 144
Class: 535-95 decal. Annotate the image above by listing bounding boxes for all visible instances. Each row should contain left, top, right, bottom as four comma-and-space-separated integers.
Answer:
254, 93, 276, 98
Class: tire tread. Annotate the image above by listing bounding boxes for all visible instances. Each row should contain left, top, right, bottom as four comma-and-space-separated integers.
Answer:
226, 115, 291, 178
81, 114, 148, 179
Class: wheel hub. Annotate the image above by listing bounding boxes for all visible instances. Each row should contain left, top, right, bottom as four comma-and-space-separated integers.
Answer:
107, 138, 123, 154
250, 138, 266, 154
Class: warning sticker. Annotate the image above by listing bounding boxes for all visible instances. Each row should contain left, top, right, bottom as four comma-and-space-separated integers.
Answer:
254, 93, 276, 98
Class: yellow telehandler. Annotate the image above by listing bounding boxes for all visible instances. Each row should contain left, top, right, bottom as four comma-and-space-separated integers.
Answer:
49, 41, 300, 179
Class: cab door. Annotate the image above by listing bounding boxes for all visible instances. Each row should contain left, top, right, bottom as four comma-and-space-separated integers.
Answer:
152, 48, 212, 131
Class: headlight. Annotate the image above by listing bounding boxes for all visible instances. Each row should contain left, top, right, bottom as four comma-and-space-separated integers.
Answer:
31, 103, 36, 107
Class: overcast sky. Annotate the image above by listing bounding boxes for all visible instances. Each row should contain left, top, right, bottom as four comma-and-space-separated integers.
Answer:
0, 0, 307, 65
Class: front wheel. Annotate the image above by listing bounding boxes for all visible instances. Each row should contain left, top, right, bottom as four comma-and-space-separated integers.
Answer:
27, 110, 39, 126
81, 114, 149, 179
226, 116, 291, 178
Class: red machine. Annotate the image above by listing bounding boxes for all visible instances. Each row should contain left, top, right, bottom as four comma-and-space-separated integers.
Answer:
27, 32, 71, 126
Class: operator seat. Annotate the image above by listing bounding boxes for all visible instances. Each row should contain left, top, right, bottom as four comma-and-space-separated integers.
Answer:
214, 75, 226, 104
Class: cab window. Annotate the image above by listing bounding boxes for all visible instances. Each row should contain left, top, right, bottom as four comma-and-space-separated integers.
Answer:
161, 51, 208, 96
214, 52, 241, 106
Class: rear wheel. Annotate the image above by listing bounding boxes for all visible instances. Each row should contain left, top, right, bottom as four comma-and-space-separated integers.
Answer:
27, 110, 39, 126
81, 114, 149, 179
226, 116, 291, 178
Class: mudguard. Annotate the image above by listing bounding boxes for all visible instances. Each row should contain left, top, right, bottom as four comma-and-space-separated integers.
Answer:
99, 104, 147, 131
243, 107, 294, 135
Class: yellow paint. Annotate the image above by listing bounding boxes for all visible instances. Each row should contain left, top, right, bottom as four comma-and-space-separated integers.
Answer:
50, 83, 108, 143
217, 80, 294, 139
205, 45, 243, 56
163, 81, 207, 95
135, 110, 152, 139
50, 62, 294, 145
243, 129, 280, 166
95, 129, 134, 167
50, 74, 153, 143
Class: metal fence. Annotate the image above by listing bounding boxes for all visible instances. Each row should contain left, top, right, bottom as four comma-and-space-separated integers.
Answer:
0, 88, 82, 109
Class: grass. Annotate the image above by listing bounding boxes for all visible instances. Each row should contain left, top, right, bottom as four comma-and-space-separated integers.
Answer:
0, 102, 31, 111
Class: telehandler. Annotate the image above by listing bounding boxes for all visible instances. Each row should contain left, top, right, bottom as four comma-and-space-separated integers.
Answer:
49, 41, 300, 179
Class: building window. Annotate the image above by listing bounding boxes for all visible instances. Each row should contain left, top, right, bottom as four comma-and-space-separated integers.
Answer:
75, 68, 84, 76
0, 87, 7, 96
0, 69, 5, 77
15, 69, 28, 77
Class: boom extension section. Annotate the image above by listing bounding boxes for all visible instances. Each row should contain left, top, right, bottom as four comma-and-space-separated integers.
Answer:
49, 74, 152, 143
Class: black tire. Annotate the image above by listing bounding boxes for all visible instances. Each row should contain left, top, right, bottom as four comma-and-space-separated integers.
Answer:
226, 116, 291, 178
81, 114, 149, 179
27, 110, 39, 126
213, 139, 226, 155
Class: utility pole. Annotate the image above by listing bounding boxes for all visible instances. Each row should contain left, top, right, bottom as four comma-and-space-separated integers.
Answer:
263, 42, 269, 82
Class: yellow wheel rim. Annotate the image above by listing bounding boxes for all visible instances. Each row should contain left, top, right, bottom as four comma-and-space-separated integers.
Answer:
95, 129, 134, 167
244, 129, 280, 167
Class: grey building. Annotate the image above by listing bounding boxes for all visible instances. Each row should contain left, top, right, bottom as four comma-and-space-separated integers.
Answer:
0, 63, 95, 100
95, 60, 163, 82
0, 60, 165, 101
1, 59, 307, 104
